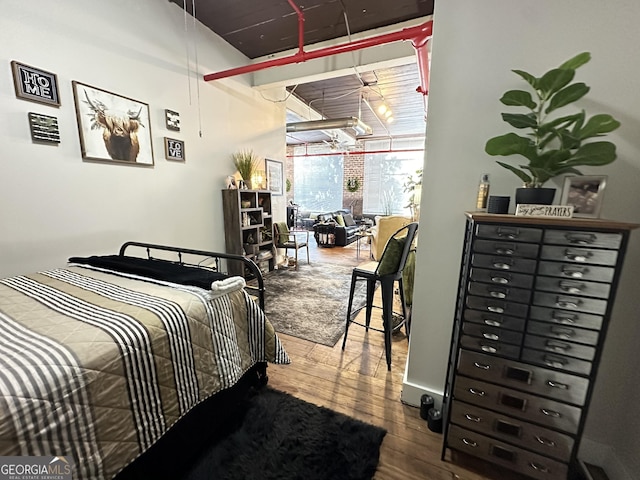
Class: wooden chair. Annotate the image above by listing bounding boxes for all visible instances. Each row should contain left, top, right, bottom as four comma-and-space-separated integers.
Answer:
342, 222, 419, 370
272, 222, 310, 270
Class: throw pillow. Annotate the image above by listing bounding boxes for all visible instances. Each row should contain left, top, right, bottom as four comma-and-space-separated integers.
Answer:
335, 214, 345, 226
343, 213, 356, 227
377, 235, 406, 276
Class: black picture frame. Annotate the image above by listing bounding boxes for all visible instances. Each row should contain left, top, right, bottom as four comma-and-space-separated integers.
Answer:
165, 109, 180, 131
11, 61, 60, 107
28, 112, 60, 144
72, 81, 154, 166
266, 159, 283, 196
164, 137, 185, 161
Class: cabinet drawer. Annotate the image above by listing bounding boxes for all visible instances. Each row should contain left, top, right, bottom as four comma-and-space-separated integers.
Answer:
537, 261, 614, 283
463, 322, 524, 345
472, 253, 537, 274
464, 309, 526, 332
529, 306, 603, 331
476, 224, 543, 243
535, 276, 611, 300
468, 281, 532, 304
453, 376, 581, 434
524, 335, 596, 362
461, 335, 521, 359
447, 425, 568, 480
521, 348, 592, 376
470, 267, 534, 289
450, 401, 574, 461
473, 239, 540, 258
533, 292, 607, 316
466, 295, 529, 318
457, 350, 589, 406
544, 230, 622, 249
540, 245, 618, 267
527, 320, 599, 346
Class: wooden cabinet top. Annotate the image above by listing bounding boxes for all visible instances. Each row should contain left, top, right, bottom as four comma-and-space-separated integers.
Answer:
465, 212, 639, 231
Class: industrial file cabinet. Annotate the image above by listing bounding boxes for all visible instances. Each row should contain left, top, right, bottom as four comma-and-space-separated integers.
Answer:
441, 213, 637, 480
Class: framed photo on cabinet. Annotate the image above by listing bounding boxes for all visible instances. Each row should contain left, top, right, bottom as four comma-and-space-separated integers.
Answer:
560, 175, 607, 218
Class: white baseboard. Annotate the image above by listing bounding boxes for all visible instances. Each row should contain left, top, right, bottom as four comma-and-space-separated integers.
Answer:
579, 438, 633, 480
400, 376, 444, 408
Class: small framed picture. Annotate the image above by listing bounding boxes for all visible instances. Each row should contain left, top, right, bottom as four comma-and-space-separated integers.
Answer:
11, 61, 60, 107
165, 109, 180, 131
266, 158, 283, 195
560, 175, 607, 218
164, 137, 185, 161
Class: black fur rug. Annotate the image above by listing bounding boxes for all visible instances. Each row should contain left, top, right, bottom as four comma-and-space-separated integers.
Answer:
117, 386, 386, 480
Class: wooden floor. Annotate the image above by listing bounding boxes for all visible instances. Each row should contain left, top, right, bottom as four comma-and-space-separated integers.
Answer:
267, 238, 521, 480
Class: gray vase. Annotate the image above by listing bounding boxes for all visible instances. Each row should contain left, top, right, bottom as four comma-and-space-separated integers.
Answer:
515, 187, 556, 205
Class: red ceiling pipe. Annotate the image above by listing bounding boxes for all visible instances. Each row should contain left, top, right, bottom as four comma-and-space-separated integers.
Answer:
287, 148, 425, 158
203, 19, 434, 95
286, 0, 305, 55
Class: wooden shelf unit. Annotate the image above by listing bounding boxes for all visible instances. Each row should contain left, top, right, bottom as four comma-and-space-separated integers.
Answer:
221, 189, 274, 277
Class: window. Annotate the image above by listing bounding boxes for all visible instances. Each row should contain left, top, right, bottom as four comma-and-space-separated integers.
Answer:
362, 138, 424, 215
293, 145, 344, 212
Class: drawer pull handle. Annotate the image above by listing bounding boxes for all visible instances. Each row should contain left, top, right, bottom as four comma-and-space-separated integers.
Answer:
491, 276, 510, 284
495, 247, 515, 255
484, 318, 503, 327
540, 408, 562, 418
560, 281, 585, 294
547, 380, 569, 390
482, 333, 500, 341
462, 438, 478, 447
481, 344, 498, 353
544, 355, 567, 368
474, 362, 491, 370
535, 435, 557, 447
487, 306, 505, 313
551, 311, 578, 323
562, 266, 589, 278
546, 340, 570, 352
469, 388, 486, 397
497, 228, 519, 239
493, 262, 512, 270
565, 233, 597, 245
489, 290, 507, 299
529, 462, 551, 474
550, 326, 575, 338
464, 414, 482, 423
556, 297, 580, 309
565, 249, 593, 262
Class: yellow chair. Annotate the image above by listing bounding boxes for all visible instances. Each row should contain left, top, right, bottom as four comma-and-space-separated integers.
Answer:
370, 215, 412, 260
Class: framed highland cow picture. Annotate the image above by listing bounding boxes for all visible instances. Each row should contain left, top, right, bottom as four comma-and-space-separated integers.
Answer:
72, 81, 154, 166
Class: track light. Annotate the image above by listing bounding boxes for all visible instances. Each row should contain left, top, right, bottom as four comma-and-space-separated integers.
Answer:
378, 104, 388, 115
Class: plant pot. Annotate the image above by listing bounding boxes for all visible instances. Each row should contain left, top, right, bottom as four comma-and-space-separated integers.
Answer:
515, 187, 556, 206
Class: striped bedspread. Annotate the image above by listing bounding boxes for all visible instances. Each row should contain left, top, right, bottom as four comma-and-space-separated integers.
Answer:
0, 265, 289, 480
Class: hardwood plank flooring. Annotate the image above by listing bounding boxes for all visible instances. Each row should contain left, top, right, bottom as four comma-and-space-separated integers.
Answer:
267, 237, 529, 480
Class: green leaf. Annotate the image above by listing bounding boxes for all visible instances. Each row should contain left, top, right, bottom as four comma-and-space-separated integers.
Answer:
502, 113, 538, 129
558, 52, 591, 70
538, 68, 575, 98
579, 114, 621, 139
485, 133, 537, 162
496, 161, 533, 184
500, 90, 537, 109
566, 141, 617, 166
546, 83, 590, 113
512, 69, 538, 89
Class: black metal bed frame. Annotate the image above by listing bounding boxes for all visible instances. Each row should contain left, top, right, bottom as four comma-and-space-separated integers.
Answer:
118, 241, 265, 311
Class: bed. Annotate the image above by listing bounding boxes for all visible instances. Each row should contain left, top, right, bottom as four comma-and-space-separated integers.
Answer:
0, 241, 289, 480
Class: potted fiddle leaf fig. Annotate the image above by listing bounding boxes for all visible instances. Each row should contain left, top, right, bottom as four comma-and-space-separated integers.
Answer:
485, 52, 620, 205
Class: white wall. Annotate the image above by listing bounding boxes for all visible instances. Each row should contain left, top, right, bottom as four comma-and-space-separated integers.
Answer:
404, 1, 640, 478
0, 0, 287, 278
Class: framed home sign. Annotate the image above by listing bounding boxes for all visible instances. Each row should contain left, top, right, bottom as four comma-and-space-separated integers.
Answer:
560, 175, 607, 218
164, 137, 185, 161
266, 158, 283, 195
11, 61, 61, 107
72, 81, 154, 166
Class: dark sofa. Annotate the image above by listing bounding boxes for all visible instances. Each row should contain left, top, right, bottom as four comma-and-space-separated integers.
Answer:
312, 211, 360, 246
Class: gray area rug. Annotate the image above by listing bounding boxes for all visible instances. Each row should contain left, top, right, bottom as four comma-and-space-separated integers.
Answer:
261, 262, 369, 346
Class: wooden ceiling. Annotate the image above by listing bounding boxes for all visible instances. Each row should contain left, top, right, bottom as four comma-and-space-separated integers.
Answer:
171, 0, 434, 144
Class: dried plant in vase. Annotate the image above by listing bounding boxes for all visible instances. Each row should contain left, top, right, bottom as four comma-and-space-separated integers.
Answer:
232, 149, 261, 189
